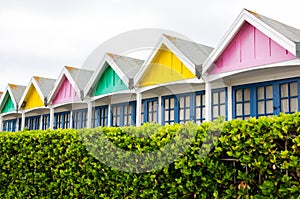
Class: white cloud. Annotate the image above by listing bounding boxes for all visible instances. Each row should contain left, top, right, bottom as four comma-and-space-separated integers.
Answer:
0, 0, 299, 91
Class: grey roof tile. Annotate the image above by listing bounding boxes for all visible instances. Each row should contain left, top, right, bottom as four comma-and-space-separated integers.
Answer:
65, 66, 94, 91
247, 9, 300, 43
163, 34, 214, 66
107, 53, 144, 79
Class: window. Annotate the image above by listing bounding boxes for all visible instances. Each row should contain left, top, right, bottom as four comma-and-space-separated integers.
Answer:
195, 92, 206, 125
280, 82, 298, 114
54, 111, 70, 129
111, 102, 136, 126
3, 119, 17, 132
211, 88, 227, 120
162, 91, 205, 125
92, 106, 108, 128
25, 116, 40, 130
73, 109, 87, 129
234, 88, 251, 119
233, 77, 300, 119
42, 114, 50, 130
163, 96, 176, 125
257, 85, 273, 117
142, 98, 158, 124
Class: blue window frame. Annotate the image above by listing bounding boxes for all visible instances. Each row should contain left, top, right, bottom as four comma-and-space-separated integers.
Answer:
54, 111, 70, 129
233, 88, 251, 120
162, 91, 205, 125
142, 98, 158, 124
73, 109, 88, 129
25, 116, 40, 130
92, 105, 108, 128
232, 77, 300, 119
195, 91, 206, 124
2, 118, 21, 132
211, 88, 227, 120
111, 101, 136, 126
162, 95, 177, 125
280, 81, 299, 114
42, 114, 50, 130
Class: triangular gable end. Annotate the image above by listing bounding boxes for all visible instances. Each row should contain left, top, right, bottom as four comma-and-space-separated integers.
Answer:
23, 84, 44, 110
1, 93, 16, 113
93, 63, 128, 96
209, 21, 296, 75
139, 45, 195, 87
53, 75, 80, 104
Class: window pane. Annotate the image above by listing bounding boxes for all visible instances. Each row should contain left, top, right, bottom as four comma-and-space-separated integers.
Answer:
243, 88, 250, 101
186, 110, 190, 121
280, 83, 289, 98
258, 101, 265, 115
170, 98, 175, 108
170, 110, 174, 120
236, 103, 242, 116
236, 89, 242, 102
266, 100, 273, 114
165, 99, 169, 109
196, 95, 201, 106
180, 109, 184, 120
213, 92, 218, 104
165, 111, 169, 121
196, 108, 200, 118
220, 91, 226, 104
213, 106, 219, 117
257, 87, 265, 100
244, 102, 250, 115
220, 105, 226, 116
281, 99, 289, 113
266, 86, 273, 98
291, 98, 298, 112
290, 82, 298, 96
202, 94, 205, 105
185, 96, 190, 107
179, 97, 184, 106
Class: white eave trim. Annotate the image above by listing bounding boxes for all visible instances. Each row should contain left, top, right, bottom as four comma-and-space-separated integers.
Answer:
206, 58, 300, 82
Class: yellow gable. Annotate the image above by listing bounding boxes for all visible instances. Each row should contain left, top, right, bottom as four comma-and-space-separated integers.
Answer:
24, 84, 44, 110
139, 45, 195, 87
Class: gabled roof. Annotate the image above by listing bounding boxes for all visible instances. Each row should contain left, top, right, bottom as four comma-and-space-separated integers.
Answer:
18, 76, 56, 108
202, 8, 300, 74
84, 53, 144, 97
48, 66, 94, 103
0, 84, 26, 113
134, 34, 213, 84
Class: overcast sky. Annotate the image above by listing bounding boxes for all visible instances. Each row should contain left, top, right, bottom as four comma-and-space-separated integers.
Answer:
1, 0, 300, 91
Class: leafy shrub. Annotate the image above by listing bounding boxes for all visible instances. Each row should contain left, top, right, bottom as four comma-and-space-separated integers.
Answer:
0, 113, 299, 198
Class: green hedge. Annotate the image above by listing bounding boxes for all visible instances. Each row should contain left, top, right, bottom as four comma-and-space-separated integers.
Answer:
0, 113, 300, 198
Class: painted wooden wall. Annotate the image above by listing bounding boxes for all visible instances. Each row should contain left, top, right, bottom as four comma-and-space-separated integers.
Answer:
1, 94, 15, 113
53, 76, 80, 104
139, 45, 195, 87
24, 84, 44, 110
93, 63, 127, 96
209, 22, 296, 75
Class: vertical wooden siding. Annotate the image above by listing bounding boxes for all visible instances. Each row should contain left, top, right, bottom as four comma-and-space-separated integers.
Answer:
53, 76, 80, 104
24, 84, 44, 110
2, 94, 15, 113
93, 64, 127, 96
139, 45, 195, 87
209, 22, 296, 75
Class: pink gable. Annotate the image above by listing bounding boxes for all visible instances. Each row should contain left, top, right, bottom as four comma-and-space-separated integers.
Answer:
209, 22, 296, 75
53, 76, 80, 104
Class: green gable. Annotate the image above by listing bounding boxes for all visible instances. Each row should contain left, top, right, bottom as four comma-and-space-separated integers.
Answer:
93, 63, 128, 96
1, 94, 15, 113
